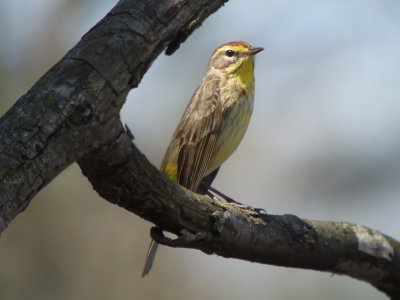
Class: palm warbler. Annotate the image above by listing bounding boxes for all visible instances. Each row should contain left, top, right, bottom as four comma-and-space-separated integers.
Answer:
142, 41, 263, 276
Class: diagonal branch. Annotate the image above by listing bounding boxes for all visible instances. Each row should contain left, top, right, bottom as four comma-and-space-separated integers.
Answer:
0, 0, 399, 298
0, 0, 228, 231
78, 122, 400, 299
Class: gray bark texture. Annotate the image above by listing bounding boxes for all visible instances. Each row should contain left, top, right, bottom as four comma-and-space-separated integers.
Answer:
0, 0, 399, 298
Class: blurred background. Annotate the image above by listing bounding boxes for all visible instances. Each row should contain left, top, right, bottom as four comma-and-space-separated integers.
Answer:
1, 0, 399, 299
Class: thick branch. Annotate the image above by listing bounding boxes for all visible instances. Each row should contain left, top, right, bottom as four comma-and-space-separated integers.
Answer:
0, 0, 228, 231
78, 122, 400, 299
1, 0, 399, 298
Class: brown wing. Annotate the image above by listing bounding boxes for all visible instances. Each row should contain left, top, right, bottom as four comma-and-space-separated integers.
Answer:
176, 74, 222, 191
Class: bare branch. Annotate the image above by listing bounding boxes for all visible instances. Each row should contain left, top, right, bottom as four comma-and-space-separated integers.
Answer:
78, 123, 400, 299
0, 0, 398, 298
0, 0, 228, 231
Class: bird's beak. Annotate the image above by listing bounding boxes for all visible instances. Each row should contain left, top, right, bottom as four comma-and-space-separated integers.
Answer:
247, 47, 264, 56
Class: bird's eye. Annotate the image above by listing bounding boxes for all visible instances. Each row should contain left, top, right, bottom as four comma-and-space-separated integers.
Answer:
225, 49, 235, 57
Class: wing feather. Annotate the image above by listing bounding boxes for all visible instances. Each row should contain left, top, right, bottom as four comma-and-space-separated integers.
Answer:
176, 74, 223, 191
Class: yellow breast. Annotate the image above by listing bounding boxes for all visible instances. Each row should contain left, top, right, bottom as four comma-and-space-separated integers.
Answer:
206, 92, 254, 174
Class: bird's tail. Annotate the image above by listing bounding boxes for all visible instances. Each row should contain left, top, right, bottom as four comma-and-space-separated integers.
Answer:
142, 240, 159, 277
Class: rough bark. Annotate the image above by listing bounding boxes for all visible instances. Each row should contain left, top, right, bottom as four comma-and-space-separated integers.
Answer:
0, 0, 399, 298
79, 123, 400, 299
0, 0, 227, 229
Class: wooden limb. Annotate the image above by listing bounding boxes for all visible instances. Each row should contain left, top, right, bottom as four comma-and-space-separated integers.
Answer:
0, 0, 228, 231
78, 126, 400, 299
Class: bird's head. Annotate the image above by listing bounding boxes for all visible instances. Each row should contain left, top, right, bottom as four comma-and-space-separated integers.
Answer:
208, 41, 264, 74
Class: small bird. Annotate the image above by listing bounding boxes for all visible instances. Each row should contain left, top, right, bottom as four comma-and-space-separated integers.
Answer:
142, 41, 263, 276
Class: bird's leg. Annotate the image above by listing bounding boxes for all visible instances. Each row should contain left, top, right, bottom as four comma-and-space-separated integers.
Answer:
198, 170, 267, 214
205, 184, 243, 204
200, 183, 268, 215
200, 181, 246, 206
198, 168, 242, 204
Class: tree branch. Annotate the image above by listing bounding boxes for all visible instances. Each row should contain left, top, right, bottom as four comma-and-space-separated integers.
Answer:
0, 0, 228, 230
0, 0, 399, 298
78, 123, 400, 299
